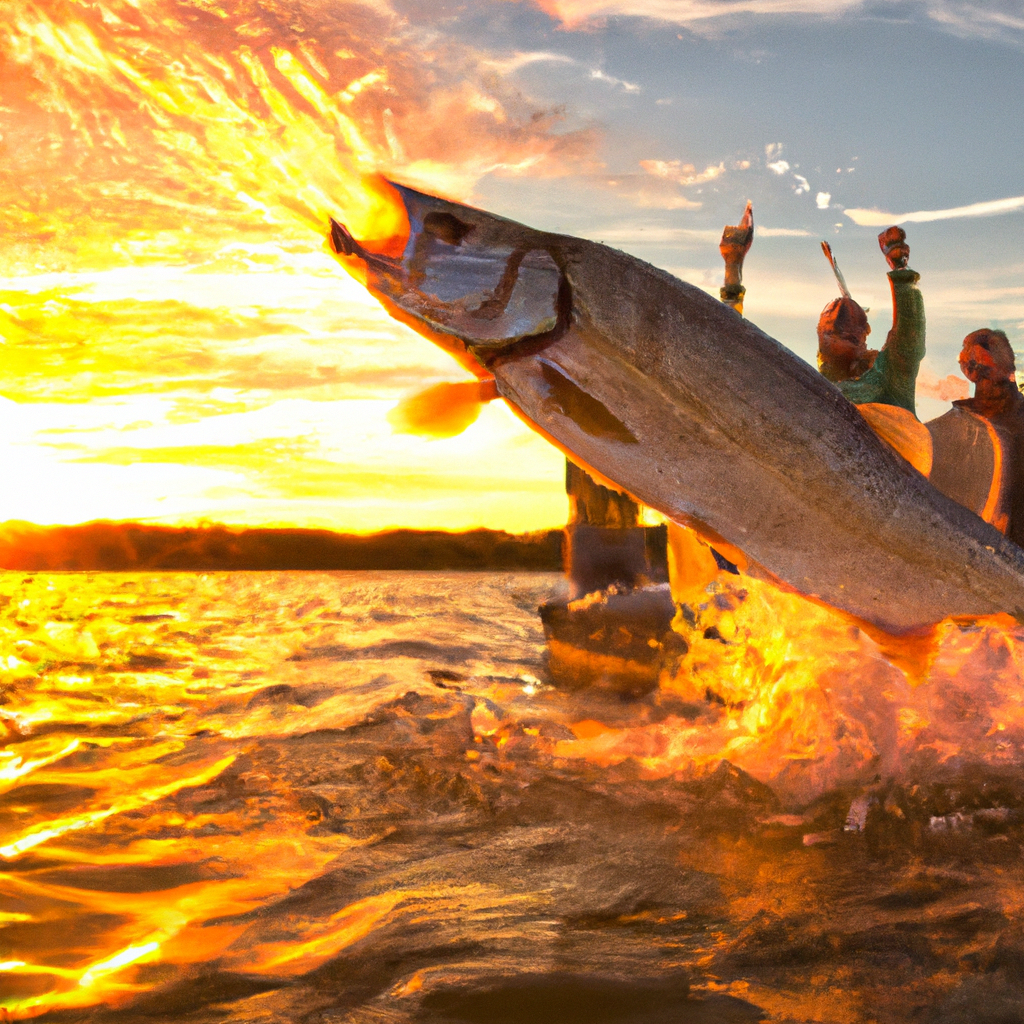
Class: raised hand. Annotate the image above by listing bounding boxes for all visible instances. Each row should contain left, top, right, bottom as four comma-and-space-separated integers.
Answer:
720, 201, 753, 313
878, 225, 909, 270
720, 201, 754, 267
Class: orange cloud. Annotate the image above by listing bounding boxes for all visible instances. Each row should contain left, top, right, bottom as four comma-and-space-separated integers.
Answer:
916, 367, 970, 404
1, 0, 600, 275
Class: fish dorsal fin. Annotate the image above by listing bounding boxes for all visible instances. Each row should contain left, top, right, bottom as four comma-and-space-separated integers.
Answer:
388, 379, 499, 439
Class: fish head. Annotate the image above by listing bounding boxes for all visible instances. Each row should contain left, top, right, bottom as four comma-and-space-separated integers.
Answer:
328, 183, 567, 376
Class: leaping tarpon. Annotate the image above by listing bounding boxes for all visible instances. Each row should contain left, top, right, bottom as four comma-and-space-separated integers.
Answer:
328, 181, 1024, 635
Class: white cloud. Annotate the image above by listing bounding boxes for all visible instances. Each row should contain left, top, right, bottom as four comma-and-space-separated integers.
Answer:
589, 68, 642, 91
917, 366, 970, 403
925, 1, 1024, 47
736, 264, 867, 326
816, 191, 831, 209
592, 224, 812, 243
481, 51, 642, 96
634, 194, 704, 210
845, 194, 1024, 226
529, 0, 866, 31
793, 174, 810, 195
908, 265, 1024, 321
640, 159, 725, 185
597, 172, 705, 209
481, 51, 578, 74
767, 159, 790, 175
526, 1, 1024, 49
591, 225, 723, 243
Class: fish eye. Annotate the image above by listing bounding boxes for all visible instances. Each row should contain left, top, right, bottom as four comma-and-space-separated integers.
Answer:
423, 212, 474, 246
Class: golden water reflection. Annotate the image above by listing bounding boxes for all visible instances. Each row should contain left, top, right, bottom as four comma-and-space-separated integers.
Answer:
0, 571, 559, 1018
3, 572, 1024, 1023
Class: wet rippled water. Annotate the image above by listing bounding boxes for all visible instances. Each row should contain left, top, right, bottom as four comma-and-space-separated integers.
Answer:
3, 571, 1024, 1023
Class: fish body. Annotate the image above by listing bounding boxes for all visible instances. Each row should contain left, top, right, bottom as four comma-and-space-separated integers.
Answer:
331, 184, 1024, 634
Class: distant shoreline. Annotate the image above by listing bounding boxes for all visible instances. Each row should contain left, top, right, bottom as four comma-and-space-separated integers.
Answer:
0, 521, 564, 572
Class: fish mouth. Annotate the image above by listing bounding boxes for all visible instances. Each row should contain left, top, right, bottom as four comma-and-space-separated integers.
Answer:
329, 217, 361, 258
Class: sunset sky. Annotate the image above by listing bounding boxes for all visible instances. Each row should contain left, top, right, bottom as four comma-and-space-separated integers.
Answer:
2, 0, 1023, 533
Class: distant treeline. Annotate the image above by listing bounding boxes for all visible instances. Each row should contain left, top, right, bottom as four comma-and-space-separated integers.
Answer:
0, 521, 564, 572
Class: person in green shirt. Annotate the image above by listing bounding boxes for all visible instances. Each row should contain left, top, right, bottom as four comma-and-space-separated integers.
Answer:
817, 226, 926, 415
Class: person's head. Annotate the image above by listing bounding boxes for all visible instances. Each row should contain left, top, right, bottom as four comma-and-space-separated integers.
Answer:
817, 296, 873, 381
959, 328, 1016, 384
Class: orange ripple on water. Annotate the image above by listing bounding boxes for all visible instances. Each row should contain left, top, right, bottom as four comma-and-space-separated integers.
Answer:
0, 754, 237, 859
0, 822, 375, 1019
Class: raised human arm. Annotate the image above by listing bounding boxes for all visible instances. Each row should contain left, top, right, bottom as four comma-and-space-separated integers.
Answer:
837, 227, 925, 413
719, 201, 753, 315
877, 226, 926, 414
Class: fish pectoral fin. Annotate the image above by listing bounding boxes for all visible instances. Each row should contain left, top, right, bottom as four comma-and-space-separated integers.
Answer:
411, 246, 562, 347
387, 379, 499, 439
329, 217, 359, 257
666, 514, 756, 611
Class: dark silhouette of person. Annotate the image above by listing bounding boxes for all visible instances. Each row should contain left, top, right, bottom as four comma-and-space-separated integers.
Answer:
565, 461, 640, 531
562, 458, 650, 599
817, 227, 926, 415
953, 328, 1024, 546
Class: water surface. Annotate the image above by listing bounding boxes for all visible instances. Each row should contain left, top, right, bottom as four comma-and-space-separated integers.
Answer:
2, 571, 1024, 1022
